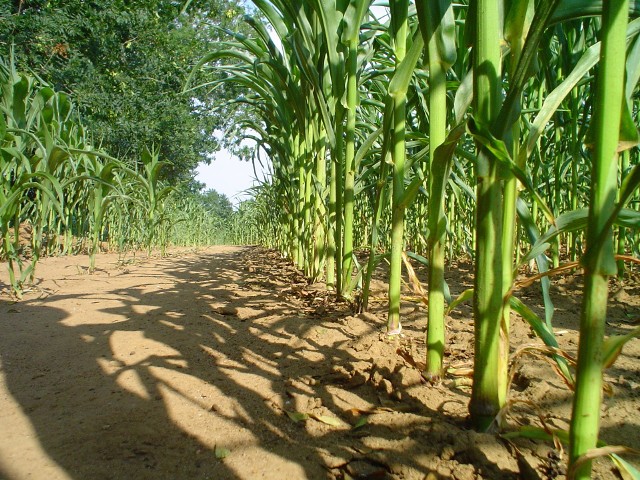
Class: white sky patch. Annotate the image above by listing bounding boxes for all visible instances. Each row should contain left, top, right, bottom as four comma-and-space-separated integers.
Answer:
195, 150, 267, 206
195, 131, 270, 206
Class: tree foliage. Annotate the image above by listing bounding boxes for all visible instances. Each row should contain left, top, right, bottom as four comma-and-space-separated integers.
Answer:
0, 0, 250, 182
200, 188, 234, 221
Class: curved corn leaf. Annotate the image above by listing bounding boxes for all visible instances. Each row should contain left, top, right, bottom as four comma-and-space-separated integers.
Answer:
516, 197, 554, 327
602, 326, 640, 369
551, 0, 640, 24
519, 18, 640, 167
611, 453, 640, 480
388, 30, 424, 99
510, 296, 573, 384
467, 116, 555, 225
446, 287, 473, 315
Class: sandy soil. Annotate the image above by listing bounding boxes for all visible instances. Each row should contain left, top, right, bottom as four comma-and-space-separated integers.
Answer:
0, 246, 638, 480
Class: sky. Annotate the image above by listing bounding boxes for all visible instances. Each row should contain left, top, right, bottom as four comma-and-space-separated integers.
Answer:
195, 147, 269, 206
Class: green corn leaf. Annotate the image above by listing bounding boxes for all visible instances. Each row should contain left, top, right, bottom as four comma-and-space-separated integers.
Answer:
496, 0, 561, 135
467, 116, 555, 225
406, 250, 429, 266
426, 123, 466, 241
516, 197, 554, 327
618, 96, 640, 152
453, 68, 473, 124
524, 208, 588, 262
611, 453, 640, 480
504, 0, 535, 49
551, 0, 640, 24
510, 296, 573, 384
0, 175, 64, 220
501, 425, 570, 444
354, 126, 383, 172
519, 18, 640, 167
47, 145, 70, 171
341, 0, 373, 45
416, 0, 457, 68
156, 186, 176, 204
626, 33, 640, 101
388, 30, 424, 99
446, 287, 473, 315
12, 74, 29, 129
617, 209, 640, 229
250, 0, 291, 45
352, 415, 368, 430
601, 326, 640, 369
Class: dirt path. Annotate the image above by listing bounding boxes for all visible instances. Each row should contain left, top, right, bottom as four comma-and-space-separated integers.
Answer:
1, 246, 638, 479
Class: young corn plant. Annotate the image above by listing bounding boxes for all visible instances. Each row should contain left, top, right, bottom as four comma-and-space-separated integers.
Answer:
415, 0, 457, 379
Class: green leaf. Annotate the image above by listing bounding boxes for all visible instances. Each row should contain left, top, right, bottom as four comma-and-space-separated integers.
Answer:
601, 326, 640, 369
611, 453, 640, 480
446, 288, 473, 315
626, 32, 640, 102
285, 410, 309, 423
214, 446, 230, 459
551, 1, 640, 24
510, 296, 573, 385
619, 96, 640, 152
416, 0, 457, 68
453, 69, 473, 124
354, 126, 383, 171
516, 197, 554, 327
467, 116, 555, 225
352, 415, 368, 430
501, 425, 570, 444
388, 30, 425, 99
519, 18, 640, 167
12, 74, 29, 129
524, 209, 588, 262
425, 123, 466, 241
406, 251, 429, 266
617, 209, 640, 229
341, 0, 373, 45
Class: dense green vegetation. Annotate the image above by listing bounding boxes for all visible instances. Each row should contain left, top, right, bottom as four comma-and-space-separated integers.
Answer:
1, 0, 249, 180
0, 0, 248, 294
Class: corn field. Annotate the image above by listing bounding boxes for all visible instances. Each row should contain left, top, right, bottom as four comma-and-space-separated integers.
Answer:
3, 0, 640, 477
0, 56, 237, 297
188, 1, 640, 477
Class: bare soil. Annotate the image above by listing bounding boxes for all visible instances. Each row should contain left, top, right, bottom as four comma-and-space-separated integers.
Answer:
0, 246, 639, 480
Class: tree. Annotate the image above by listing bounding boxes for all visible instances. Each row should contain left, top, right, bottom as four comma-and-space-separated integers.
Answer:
200, 189, 234, 222
0, 0, 251, 182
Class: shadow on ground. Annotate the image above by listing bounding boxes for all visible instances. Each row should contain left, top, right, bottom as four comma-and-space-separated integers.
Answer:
1, 246, 638, 479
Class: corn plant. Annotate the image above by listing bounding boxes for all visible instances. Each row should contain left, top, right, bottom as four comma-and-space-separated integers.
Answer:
0, 58, 65, 295
569, 1, 637, 477
208, 3, 640, 474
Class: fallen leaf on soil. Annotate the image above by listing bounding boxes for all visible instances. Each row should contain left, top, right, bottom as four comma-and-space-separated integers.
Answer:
214, 446, 230, 459
285, 410, 310, 422
310, 413, 348, 427
352, 416, 369, 430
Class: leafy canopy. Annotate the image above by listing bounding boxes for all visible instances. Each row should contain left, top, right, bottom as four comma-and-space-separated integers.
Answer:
0, 0, 251, 183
